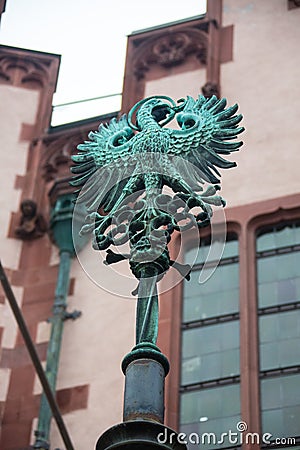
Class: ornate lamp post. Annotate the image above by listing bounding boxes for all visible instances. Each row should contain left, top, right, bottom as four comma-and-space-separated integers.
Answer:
71, 94, 244, 449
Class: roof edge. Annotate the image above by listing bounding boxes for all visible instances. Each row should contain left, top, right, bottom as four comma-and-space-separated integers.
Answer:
129, 13, 206, 36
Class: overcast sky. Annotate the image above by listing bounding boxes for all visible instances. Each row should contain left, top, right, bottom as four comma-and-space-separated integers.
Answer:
1, 0, 206, 109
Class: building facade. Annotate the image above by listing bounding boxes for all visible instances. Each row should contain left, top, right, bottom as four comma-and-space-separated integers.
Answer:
0, 1, 300, 449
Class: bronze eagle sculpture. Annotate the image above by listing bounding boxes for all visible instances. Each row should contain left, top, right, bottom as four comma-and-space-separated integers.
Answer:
70, 94, 244, 345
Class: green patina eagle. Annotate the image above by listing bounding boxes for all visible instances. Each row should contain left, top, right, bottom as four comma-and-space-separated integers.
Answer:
71, 95, 244, 244
70, 94, 244, 345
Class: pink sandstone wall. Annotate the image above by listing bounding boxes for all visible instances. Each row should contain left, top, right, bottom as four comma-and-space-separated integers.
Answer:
0, 84, 39, 413
221, 0, 300, 207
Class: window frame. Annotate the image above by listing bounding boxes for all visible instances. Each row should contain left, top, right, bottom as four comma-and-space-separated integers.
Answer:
256, 220, 300, 443
158, 193, 300, 448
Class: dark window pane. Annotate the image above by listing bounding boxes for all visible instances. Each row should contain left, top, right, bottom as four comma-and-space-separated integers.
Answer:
185, 238, 238, 267
277, 279, 297, 303
257, 253, 300, 308
181, 236, 240, 446
222, 239, 239, 259
257, 281, 277, 308
261, 374, 300, 438
183, 263, 239, 322
257, 231, 277, 252
257, 253, 299, 284
259, 311, 300, 370
262, 406, 300, 440
257, 222, 300, 252
257, 221, 300, 308
181, 321, 240, 384
180, 384, 240, 449
180, 418, 241, 450
262, 408, 285, 440
258, 278, 300, 308
180, 384, 240, 424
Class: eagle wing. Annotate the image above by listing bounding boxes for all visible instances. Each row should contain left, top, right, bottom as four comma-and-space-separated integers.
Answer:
70, 114, 136, 212
167, 95, 244, 186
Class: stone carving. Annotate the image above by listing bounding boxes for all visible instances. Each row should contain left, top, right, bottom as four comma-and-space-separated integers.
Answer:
0, 53, 50, 87
15, 199, 47, 240
133, 29, 208, 79
201, 81, 220, 98
42, 136, 78, 181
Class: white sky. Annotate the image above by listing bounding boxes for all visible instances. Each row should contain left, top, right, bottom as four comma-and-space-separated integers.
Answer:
0, 0, 206, 108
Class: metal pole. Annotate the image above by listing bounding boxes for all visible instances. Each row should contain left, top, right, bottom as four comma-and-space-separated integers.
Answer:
34, 250, 72, 449
0, 261, 75, 450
